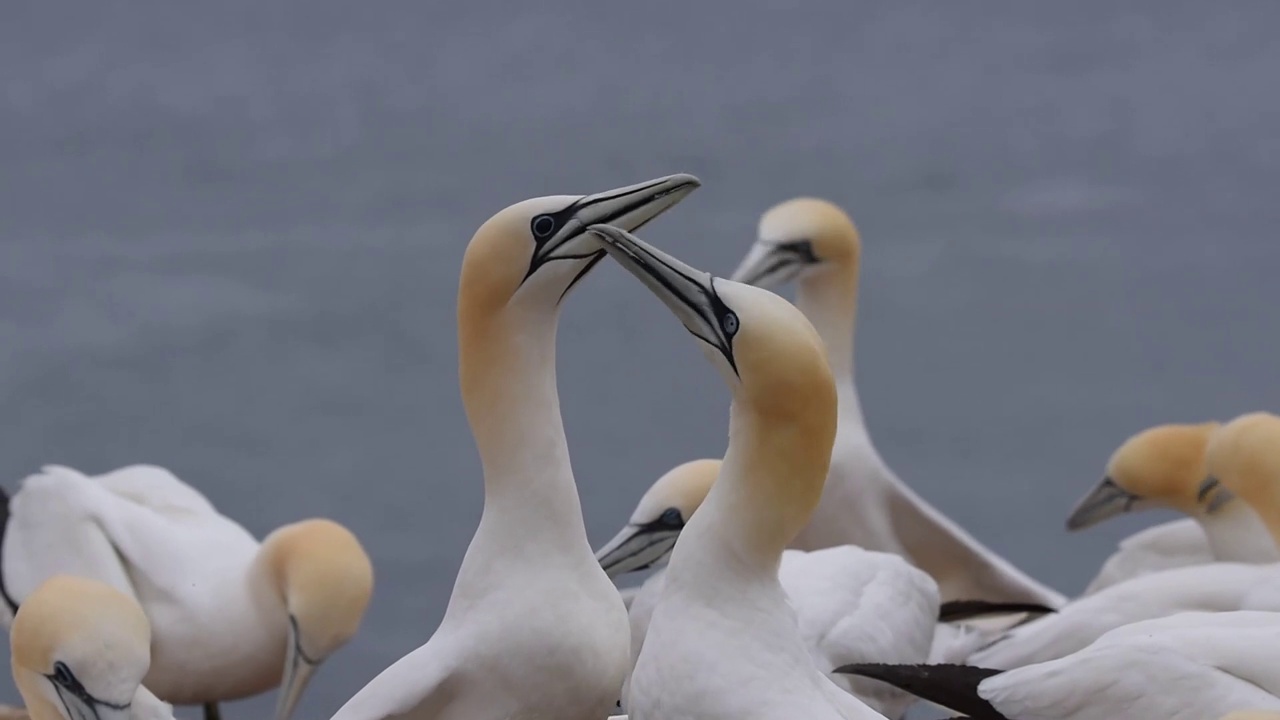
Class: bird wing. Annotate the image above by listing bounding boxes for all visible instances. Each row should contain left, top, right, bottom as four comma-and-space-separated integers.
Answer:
329, 635, 464, 720
88, 464, 220, 518
1081, 518, 1213, 596
969, 562, 1272, 669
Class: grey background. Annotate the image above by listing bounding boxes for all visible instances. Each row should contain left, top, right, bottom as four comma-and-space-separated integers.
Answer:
2, 1, 1278, 717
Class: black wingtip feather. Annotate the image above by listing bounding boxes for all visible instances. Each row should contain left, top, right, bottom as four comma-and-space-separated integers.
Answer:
834, 663, 1008, 720
0, 485, 17, 615
938, 599, 1057, 623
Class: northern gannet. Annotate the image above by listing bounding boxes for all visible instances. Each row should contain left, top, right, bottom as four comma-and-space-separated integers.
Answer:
838, 610, 1280, 720
328, 174, 700, 720
588, 222, 882, 720
596, 459, 951, 719
1068, 422, 1278, 594
729, 198, 1064, 608
0, 464, 373, 720
967, 411, 1280, 670
10, 574, 175, 720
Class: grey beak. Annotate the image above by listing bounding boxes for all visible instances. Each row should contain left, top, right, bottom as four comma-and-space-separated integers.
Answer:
1065, 477, 1143, 531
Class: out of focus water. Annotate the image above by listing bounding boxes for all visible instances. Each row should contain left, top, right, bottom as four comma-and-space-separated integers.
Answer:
2, 1, 1278, 717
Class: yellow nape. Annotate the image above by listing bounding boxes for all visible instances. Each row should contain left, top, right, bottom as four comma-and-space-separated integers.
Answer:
1106, 422, 1220, 513
262, 519, 375, 659
1206, 411, 1280, 544
758, 197, 861, 267
633, 459, 722, 523
1220, 711, 1280, 720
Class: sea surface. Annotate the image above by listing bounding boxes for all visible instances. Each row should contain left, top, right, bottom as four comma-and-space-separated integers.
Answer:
2, 1, 1279, 717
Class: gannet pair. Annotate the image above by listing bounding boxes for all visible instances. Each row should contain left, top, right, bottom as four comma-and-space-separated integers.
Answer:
1068, 421, 1277, 594
10, 574, 174, 720
833, 413, 1280, 719
586, 222, 893, 719
727, 199, 1065, 608
968, 412, 1280, 669
0, 464, 373, 720
596, 459, 955, 719
327, 175, 701, 720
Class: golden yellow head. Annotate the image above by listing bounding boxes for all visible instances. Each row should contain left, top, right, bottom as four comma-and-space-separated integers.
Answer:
457, 174, 700, 328
595, 459, 722, 577
632, 459, 722, 524
1066, 422, 1221, 530
11, 575, 152, 720
1220, 712, 1280, 720
261, 519, 374, 660
732, 197, 860, 288
589, 224, 838, 537
1205, 411, 1280, 544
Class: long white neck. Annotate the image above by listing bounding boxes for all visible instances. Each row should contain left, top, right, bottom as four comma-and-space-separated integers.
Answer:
794, 265, 864, 425
1198, 500, 1280, 563
458, 307, 594, 568
668, 403, 826, 590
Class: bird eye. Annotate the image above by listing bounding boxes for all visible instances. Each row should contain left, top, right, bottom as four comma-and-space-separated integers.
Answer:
52, 661, 73, 686
658, 508, 683, 527
721, 311, 739, 336
531, 215, 556, 239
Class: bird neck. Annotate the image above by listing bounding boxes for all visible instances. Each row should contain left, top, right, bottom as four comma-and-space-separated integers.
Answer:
13, 667, 59, 720
1199, 499, 1280, 563
676, 403, 830, 580
794, 263, 859, 404
457, 306, 591, 557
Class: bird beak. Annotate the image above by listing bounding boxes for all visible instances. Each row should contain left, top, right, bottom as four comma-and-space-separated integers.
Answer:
595, 522, 683, 578
586, 224, 738, 374
730, 239, 818, 288
275, 618, 322, 720
1065, 477, 1144, 530
525, 173, 701, 280
50, 686, 131, 720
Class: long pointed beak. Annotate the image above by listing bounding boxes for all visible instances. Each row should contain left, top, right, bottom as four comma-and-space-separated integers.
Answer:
1065, 477, 1143, 530
52, 685, 131, 720
730, 240, 818, 288
586, 224, 738, 373
595, 523, 681, 578
275, 619, 322, 720
529, 173, 701, 272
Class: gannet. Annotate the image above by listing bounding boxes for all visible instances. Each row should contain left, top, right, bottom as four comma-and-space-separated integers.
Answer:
0, 464, 374, 720
588, 222, 884, 720
729, 198, 1064, 608
1068, 422, 1278, 594
328, 174, 700, 720
595, 459, 952, 719
10, 574, 175, 720
967, 411, 1280, 670
1223, 712, 1280, 720
837, 610, 1280, 720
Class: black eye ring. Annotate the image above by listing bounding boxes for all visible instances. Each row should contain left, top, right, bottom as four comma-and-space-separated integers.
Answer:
721, 311, 739, 337
658, 507, 683, 526
52, 661, 73, 686
532, 215, 556, 239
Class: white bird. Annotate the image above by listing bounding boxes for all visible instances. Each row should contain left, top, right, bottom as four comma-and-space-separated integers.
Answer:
968, 411, 1280, 669
838, 610, 1280, 720
589, 222, 884, 720
327, 174, 700, 720
0, 464, 374, 720
729, 198, 1065, 608
10, 574, 175, 720
595, 459, 957, 719
1066, 421, 1279, 595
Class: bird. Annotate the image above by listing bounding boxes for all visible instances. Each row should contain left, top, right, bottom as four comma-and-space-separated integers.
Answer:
729, 197, 1065, 609
10, 574, 175, 720
588, 222, 884, 720
327, 174, 700, 720
967, 411, 1280, 670
837, 609, 1280, 720
595, 458, 957, 719
0, 464, 374, 720
1067, 421, 1278, 594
